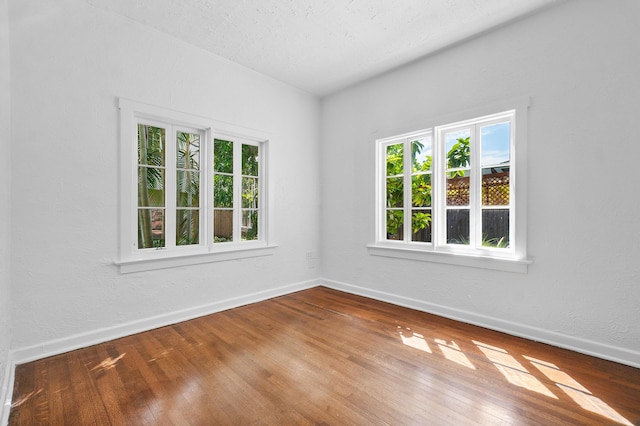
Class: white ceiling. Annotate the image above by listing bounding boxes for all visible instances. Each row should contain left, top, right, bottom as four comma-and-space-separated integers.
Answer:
85, 0, 560, 96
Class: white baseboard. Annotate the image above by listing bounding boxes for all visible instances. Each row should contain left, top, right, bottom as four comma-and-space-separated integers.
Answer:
3, 276, 637, 424
320, 278, 640, 369
11, 279, 320, 366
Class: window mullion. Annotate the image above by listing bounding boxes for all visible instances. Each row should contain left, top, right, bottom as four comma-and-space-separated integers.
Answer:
164, 126, 177, 249
434, 130, 445, 248
403, 138, 412, 242
470, 124, 480, 249
233, 139, 242, 242
205, 130, 214, 248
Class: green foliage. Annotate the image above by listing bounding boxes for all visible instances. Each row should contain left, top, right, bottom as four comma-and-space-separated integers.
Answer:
447, 136, 470, 177
386, 144, 404, 176
242, 211, 259, 241
385, 140, 434, 237
242, 144, 259, 176
412, 174, 431, 207
386, 210, 404, 239
411, 211, 431, 234
482, 235, 510, 248
138, 125, 166, 249
213, 139, 234, 208
214, 139, 233, 173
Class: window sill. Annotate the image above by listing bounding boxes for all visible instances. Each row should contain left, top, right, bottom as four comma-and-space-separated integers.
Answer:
367, 244, 531, 273
115, 244, 278, 274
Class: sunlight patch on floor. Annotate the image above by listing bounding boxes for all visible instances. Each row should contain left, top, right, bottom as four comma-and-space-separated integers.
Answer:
525, 356, 632, 426
399, 328, 432, 353
435, 339, 476, 370
473, 341, 556, 399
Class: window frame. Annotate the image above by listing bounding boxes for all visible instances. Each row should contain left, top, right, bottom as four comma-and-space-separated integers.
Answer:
117, 98, 275, 273
370, 99, 531, 273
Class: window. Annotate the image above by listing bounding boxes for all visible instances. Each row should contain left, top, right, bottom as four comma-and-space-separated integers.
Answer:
372, 104, 530, 273
212, 138, 261, 243
118, 99, 274, 273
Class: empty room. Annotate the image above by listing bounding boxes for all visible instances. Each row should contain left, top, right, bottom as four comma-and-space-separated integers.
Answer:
1, 0, 639, 424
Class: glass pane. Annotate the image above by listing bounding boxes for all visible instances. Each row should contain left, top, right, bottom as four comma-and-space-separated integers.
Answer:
482, 167, 510, 206
446, 209, 469, 245
214, 139, 233, 173
176, 132, 200, 170
482, 209, 510, 248
138, 124, 165, 167
138, 208, 164, 249
412, 174, 431, 207
242, 144, 259, 176
177, 170, 200, 207
386, 143, 403, 176
445, 129, 470, 169
176, 209, 199, 246
386, 177, 403, 208
412, 137, 432, 172
242, 210, 259, 240
386, 210, 403, 240
411, 209, 432, 243
446, 170, 469, 206
242, 177, 259, 209
214, 174, 233, 208
138, 167, 165, 207
214, 209, 233, 243
481, 122, 510, 167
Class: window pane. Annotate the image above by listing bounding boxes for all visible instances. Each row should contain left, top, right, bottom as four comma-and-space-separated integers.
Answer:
138, 208, 164, 248
482, 209, 510, 248
176, 209, 199, 246
445, 129, 470, 169
214, 139, 233, 173
386, 210, 403, 240
446, 209, 469, 244
177, 170, 199, 207
482, 167, 510, 206
242, 177, 259, 208
242, 144, 259, 176
138, 167, 165, 207
138, 125, 165, 167
386, 143, 403, 176
412, 137, 432, 172
242, 210, 259, 240
214, 210, 233, 242
412, 209, 432, 242
481, 122, 510, 167
386, 177, 403, 208
176, 132, 200, 170
214, 174, 233, 208
412, 174, 431, 207
446, 170, 469, 206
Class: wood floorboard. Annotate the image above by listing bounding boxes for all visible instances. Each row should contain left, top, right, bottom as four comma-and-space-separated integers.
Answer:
8, 286, 640, 425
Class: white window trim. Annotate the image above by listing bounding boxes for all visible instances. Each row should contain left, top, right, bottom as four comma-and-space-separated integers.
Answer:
116, 98, 276, 273
369, 97, 531, 273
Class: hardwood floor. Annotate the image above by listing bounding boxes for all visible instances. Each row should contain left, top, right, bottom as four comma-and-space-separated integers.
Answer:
8, 287, 640, 425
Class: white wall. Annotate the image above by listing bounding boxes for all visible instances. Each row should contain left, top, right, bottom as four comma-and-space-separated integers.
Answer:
9, 0, 321, 354
320, 0, 640, 366
0, 0, 12, 412
5, 0, 639, 382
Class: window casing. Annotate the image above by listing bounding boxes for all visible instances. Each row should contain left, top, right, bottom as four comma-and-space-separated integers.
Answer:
372, 106, 530, 272
118, 99, 274, 273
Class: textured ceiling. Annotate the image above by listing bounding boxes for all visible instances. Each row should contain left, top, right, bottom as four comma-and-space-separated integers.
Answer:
85, 0, 560, 96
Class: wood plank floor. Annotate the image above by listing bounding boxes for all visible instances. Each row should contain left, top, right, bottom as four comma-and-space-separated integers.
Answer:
8, 287, 640, 425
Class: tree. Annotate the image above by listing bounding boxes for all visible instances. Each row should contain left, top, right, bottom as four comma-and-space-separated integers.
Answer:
138, 125, 165, 248
176, 132, 200, 245
385, 137, 471, 238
